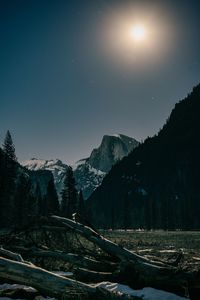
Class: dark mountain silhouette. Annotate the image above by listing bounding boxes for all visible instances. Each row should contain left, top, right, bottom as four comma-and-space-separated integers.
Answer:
86, 84, 200, 230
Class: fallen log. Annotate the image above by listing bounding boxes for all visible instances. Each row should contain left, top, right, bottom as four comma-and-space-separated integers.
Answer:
50, 215, 199, 298
0, 256, 140, 300
0, 247, 24, 263
0, 256, 94, 299
74, 268, 116, 283
50, 216, 166, 266
0, 285, 39, 300
0, 247, 34, 266
1, 216, 199, 299
11, 246, 117, 272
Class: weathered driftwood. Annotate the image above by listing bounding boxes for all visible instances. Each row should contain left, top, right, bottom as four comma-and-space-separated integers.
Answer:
50, 216, 165, 265
0, 285, 39, 300
1, 216, 199, 299
0, 256, 140, 300
8, 237, 125, 285
0, 246, 24, 262
50, 215, 199, 298
74, 267, 116, 283
11, 246, 117, 272
0, 256, 94, 300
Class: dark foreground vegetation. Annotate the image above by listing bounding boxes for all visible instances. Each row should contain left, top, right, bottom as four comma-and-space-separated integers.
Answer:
0, 216, 200, 300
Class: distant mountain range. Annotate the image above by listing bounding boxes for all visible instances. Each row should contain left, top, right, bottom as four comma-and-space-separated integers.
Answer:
22, 134, 139, 200
22, 159, 68, 201
86, 84, 200, 230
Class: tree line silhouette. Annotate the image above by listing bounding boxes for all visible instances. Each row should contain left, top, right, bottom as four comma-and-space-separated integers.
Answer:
0, 131, 85, 229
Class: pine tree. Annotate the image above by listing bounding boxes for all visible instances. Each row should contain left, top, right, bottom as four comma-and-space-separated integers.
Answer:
0, 148, 6, 227
2, 130, 17, 194
1, 131, 17, 227
15, 174, 32, 228
45, 179, 59, 215
3, 130, 17, 161
77, 190, 85, 216
123, 195, 131, 230
34, 183, 43, 216
60, 166, 77, 218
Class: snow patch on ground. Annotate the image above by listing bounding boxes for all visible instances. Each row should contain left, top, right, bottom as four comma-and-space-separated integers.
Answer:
0, 284, 55, 300
0, 282, 188, 300
96, 282, 187, 300
0, 283, 36, 292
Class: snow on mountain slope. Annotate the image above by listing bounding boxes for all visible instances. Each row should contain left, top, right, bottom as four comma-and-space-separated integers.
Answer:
73, 134, 139, 199
22, 158, 68, 201
22, 134, 139, 201
73, 160, 106, 200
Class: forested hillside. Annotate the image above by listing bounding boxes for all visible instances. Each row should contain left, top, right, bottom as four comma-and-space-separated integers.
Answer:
87, 84, 200, 230
0, 131, 59, 228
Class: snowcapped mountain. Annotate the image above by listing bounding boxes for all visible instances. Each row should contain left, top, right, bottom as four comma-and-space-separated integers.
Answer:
73, 134, 139, 199
22, 158, 68, 201
73, 159, 106, 200
22, 134, 139, 200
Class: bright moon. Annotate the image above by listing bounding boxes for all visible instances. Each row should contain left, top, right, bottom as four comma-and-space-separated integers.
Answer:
131, 25, 146, 41
101, 8, 173, 68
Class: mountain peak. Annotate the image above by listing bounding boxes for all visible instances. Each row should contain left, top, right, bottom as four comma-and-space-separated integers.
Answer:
73, 133, 139, 198
88, 133, 139, 173
22, 133, 139, 201
22, 158, 68, 202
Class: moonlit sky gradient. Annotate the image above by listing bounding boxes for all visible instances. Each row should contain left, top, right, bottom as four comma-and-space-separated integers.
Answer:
0, 0, 200, 164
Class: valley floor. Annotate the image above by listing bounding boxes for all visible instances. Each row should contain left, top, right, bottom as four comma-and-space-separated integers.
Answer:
0, 230, 199, 300
103, 230, 200, 271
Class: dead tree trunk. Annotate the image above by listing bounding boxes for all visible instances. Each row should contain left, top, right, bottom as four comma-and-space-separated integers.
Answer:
0, 256, 95, 299
0, 216, 199, 299
74, 268, 116, 283
0, 246, 24, 262
50, 215, 199, 298
0, 256, 138, 300
11, 246, 117, 272
50, 216, 164, 265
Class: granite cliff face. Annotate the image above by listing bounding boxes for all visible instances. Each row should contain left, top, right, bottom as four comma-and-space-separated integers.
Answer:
86, 134, 138, 172
73, 134, 139, 199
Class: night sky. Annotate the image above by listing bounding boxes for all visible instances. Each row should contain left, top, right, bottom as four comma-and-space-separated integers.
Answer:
0, 0, 200, 164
